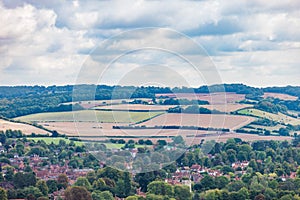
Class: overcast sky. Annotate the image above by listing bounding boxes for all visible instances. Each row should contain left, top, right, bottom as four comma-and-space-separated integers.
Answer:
0, 0, 300, 87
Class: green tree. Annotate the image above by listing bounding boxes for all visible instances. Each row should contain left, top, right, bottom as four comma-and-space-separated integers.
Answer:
264, 188, 277, 200
13, 172, 37, 189
92, 190, 114, 200
22, 186, 43, 199
24, 165, 33, 172
229, 191, 245, 200
74, 177, 92, 190
200, 175, 215, 190
4, 167, 14, 181
215, 176, 229, 189
64, 186, 92, 200
237, 187, 249, 199
227, 180, 245, 192
221, 165, 234, 175
296, 166, 300, 178
0, 187, 8, 200
147, 181, 173, 197
264, 130, 271, 136
86, 171, 96, 184
279, 128, 290, 136
37, 197, 49, 200
124, 172, 132, 197
0, 173, 4, 182
57, 174, 69, 189
46, 180, 58, 193
97, 167, 123, 182
201, 189, 222, 200
36, 180, 49, 196
93, 178, 106, 191
16, 142, 25, 156
145, 194, 166, 200
172, 135, 185, 145
174, 185, 192, 200
126, 196, 139, 200
115, 179, 127, 198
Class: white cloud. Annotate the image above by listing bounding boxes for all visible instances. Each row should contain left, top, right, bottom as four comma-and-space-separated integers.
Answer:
0, 2, 94, 85
0, 0, 300, 86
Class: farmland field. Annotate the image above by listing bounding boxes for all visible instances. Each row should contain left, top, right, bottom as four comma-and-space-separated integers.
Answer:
138, 113, 255, 130
201, 103, 253, 113
156, 92, 245, 104
15, 110, 163, 123
0, 119, 50, 135
33, 120, 292, 145
62, 98, 152, 109
94, 104, 175, 111
38, 122, 128, 136
250, 124, 286, 131
29, 137, 83, 146
237, 108, 300, 125
37, 122, 225, 138
28, 137, 148, 149
263, 92, 298, 100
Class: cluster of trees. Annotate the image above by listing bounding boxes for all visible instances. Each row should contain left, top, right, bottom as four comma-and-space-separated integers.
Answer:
272, 99, 300, 113
158, 98, 209, 105
254, 100, 287, 114
251, 98, 300, 117
264, 86, 300, 98
0, 170, 69, 199
167, 105, 223, 114
106, 138, 153, 148
236, 126, 291, 136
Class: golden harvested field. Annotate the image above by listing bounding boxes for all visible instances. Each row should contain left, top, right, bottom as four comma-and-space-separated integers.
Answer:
57, 129, 292, 144
138, 113, 255, 130
94, 104, 175, 111
38, 122, 209, 137
156, 92, 245, 104
263, 92, 298, 100
38, 121, 292, 144
39, 122, 132, 136
0, 119, 50, 135
15, 110, 163, 124
201, 104, 253, 113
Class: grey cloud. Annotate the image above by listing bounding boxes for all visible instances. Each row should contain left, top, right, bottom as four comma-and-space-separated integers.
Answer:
0, 0, 300, 86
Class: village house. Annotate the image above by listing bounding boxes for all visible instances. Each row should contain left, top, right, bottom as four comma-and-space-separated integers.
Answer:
231, 161, 249, 170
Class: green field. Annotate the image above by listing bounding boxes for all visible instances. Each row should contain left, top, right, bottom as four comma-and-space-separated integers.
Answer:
29, 137, 148, 149
238, 108, 300, 125
29, 137, 83, 146
15, 110, 164, 123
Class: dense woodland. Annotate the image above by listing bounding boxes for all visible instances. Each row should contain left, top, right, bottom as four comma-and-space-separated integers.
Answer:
0, 84, 300, 118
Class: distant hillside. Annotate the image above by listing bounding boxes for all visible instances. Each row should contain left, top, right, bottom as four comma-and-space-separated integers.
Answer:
0, 84, 299, 118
